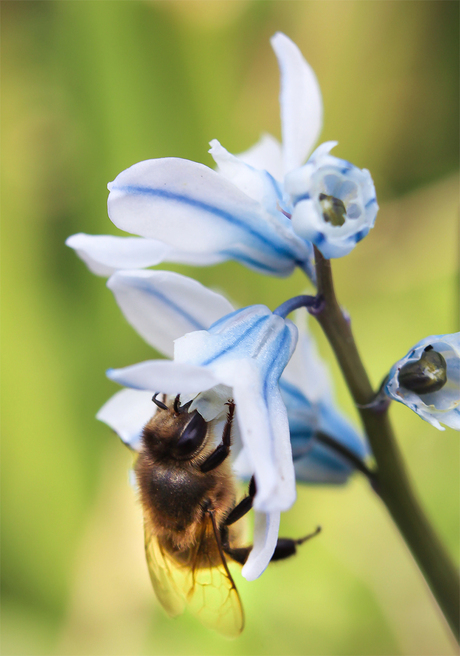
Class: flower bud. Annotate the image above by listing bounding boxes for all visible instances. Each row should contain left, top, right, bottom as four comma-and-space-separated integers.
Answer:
385, 333, 460, 431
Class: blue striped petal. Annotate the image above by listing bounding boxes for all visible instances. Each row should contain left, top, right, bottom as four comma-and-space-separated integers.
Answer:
108, 157, 312, 277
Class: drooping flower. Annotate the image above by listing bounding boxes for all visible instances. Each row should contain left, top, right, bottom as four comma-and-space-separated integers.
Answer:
67, 33, 377, 282
98, 269, 369, 578
99, 269, 297, 580
384, 333, 460, 431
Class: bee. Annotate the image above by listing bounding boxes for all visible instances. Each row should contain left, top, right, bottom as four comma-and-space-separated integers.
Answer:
135, 393, 320, 638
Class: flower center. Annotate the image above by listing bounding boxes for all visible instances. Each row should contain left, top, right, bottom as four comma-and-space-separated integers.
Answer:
398, 346, 447, 395
318, 193, 346, 227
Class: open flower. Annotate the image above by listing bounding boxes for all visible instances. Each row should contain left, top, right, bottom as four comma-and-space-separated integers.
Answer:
385, 333, 460, 430
68, 33, 323, 280
99, 269, 297, 579
98, 269, 369, 578
68, 33, 377, 279
285, 142, 378, 259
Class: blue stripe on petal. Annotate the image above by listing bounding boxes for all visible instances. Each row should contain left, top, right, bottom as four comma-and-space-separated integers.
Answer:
122, 276, 205, 331
262, 326, 293, 405
116, 184, 297, 261
202, 316, 268, 366
220, 249, 292, 275
354, 228, 369, 243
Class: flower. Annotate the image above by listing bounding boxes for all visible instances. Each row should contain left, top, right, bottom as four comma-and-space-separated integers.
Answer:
68, 33, 323, 280
99, 268, 298, 580
280, 317, 369, 483
98, 269, 369, 578
384, 333, 460, 430
68, 34, 377, 279
285, 142, 378, 259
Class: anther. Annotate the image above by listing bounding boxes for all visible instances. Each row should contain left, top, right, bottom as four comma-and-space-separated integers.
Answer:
319, 193, 346, 227
398, 348, 447, 395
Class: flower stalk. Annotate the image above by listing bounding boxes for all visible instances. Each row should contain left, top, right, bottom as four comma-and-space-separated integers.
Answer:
310, 247, 459, 642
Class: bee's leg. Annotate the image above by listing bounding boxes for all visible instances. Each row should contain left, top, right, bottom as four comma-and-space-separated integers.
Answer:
269, 527, 321, 561
200, 401, 235, 473
224, 527, 322, 565
224, 476, 256, 526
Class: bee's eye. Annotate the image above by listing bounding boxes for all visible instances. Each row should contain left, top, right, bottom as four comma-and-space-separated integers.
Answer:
175, 412, 207, 458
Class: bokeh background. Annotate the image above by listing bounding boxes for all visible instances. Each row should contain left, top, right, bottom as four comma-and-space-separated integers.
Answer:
2, 2, 459, 655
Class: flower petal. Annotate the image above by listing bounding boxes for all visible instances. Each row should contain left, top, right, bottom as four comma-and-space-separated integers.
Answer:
235, 133, 283, 181
175, 306, 298, 511
66, 233, 171, 276
282, 313, 332, 403
96, 388, 155, 450
270, 32, 323, 174
287, 145, 378, 259
242, 511, 280, 581
209, 139, 282, 208
107, 270, 234, 358
280, 318, 368, 483
108, 157, 308, 276
107, 360, 219, 395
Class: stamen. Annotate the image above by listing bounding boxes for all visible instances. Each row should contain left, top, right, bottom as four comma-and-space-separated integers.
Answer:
318, 193, 346, 227
398, 348, 447, 395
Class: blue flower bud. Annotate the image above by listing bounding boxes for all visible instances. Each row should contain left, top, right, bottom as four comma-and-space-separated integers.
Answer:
385, 333, 460, 431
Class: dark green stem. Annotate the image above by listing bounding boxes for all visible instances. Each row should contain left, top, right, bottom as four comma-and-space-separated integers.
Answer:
312, 247, 459, 642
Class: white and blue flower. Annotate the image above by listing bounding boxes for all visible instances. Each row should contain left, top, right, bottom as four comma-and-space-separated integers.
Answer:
67, 33, 323, 280
97, 269, 369, 579
68, 33, 377, 278
385, 333, 460, 431
98, 269, 297, 580
285, 142, 378, 259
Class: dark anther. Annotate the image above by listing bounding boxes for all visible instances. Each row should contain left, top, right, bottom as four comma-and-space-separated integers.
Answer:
424, 345, 434, 352
399, 349, 447, 395
318, 193, 346, 227
152, 393, 168, 410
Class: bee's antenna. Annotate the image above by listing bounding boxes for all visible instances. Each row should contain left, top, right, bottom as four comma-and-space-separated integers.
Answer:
152, 393, 168, 411
174, 394, 193, 414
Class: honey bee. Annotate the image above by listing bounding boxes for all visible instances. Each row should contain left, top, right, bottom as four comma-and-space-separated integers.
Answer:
135, 393, 320, 638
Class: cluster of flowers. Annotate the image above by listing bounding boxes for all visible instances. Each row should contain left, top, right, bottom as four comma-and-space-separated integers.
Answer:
68, 34, 459, 581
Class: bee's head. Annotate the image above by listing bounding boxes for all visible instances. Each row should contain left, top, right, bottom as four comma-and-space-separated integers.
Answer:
142, 394, 208, 462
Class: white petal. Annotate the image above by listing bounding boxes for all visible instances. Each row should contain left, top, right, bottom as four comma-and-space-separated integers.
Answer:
96, 388, 155, 450
242, 511, 280, 581
108, 158, 303, 276
107, 360, 219, 395
283, 315, 332, 403
266, 387, 297, 510
211, 358, 283, 512
271, 33, 323, 174
107, 270, 234, 358
209, 139, 279, 206
291, 198, 324, 241
189, 384, 233, 422
66, 233, 171, 276
234, 133, 283, 182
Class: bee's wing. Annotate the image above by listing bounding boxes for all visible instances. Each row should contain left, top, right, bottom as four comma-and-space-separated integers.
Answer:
144, 526, 186, 617
144, 518, 244, 638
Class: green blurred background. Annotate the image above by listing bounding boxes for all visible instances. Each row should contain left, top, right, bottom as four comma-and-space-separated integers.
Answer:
2, 1, 459, 655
